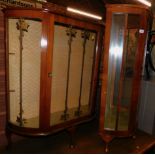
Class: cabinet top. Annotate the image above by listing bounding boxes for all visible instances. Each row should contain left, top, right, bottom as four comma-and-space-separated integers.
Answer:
106, 4, 150, 11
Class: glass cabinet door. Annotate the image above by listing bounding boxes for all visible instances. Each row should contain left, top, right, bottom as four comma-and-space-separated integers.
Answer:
8, 18, 42, 128
50, 23, 96, 126
104, 13, 140, 131
118, 14, 140, 130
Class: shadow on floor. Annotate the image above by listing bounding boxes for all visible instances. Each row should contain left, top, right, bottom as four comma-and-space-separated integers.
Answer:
1, 119, 155, 154
0, 119, 105, 154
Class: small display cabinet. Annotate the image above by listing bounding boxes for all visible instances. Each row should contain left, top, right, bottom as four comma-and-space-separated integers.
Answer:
99, 4, 151, 152
4, 8, 102, 145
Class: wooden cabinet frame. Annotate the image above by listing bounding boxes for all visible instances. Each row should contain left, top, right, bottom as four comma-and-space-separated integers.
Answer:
99, 4, 151, 152
4, 8, 103, 138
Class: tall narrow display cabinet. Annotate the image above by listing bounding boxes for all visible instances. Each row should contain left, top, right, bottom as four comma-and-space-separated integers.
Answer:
4, 8, 103, 146
99, 4, 151, 152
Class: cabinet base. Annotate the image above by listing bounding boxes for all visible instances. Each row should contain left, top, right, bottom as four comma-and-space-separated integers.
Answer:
99, 131, 134, 153
99, 133, 114, 153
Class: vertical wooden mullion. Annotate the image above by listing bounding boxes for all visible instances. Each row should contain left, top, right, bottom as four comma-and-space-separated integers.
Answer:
46, 14, 54, 128
89, 28, 102, 114
5, 15, 10, 124
99, 10, 113, 133
39, 13, 54, 130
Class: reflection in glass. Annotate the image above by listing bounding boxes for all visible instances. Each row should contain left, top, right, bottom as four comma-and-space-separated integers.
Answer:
50, 24, 96, 126
104, 14, 125, 130
104, 13, 140, 131
8, 18, 41, 128
118, 28, 139, 131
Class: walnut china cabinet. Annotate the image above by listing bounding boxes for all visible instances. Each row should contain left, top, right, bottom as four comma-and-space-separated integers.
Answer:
4, 8, 102, 145
99, 4, 151, 152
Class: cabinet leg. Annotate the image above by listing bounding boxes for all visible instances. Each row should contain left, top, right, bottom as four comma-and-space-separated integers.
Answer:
5, 129, 12, 149
105, 143, 109, 153
132, 135, 136, 139
99, 133, 113, 153
67, 127, 76, 149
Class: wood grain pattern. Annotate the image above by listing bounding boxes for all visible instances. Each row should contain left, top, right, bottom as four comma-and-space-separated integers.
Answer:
39, 13, 54, 130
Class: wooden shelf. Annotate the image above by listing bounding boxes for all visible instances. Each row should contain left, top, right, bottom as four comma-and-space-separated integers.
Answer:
9, 105, 90, 128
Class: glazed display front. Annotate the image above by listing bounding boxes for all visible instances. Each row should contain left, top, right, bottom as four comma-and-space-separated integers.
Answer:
99, 4, 150, 151
104, 13, 140, 131
8, 18, 41, 128
4, 8, 102, 136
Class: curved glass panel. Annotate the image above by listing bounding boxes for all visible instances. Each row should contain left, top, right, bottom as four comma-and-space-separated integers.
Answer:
118, 14, 140, 131
8, 18, 41, 128
104, 13, 140, 131
104, 14, 125, 130
50, 24, 96, 126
